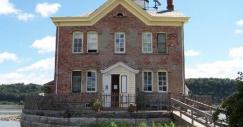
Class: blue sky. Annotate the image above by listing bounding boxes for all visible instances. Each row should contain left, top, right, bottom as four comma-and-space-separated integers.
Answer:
0, 0, 243, 84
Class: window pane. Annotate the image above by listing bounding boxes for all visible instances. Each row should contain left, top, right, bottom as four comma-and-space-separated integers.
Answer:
73, 32, 83, 53
158, 71, 167, 92
144, 72, 152, 92
87, 32, 98, 52
115, 33, 125, 53
157, 33, 166, 53
87, 71, 96, 92
72, 71, 81, 93
143, 32, 152, 53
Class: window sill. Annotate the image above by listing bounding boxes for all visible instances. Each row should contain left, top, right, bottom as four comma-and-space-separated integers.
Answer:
141, 53, 169, 55
86, 52, 99, 55
114, 53, 126, 55
86, 91, 97, 93
72, 52, 100, 55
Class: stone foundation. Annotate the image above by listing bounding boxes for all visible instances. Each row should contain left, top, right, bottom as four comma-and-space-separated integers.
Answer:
20, 111, 172, 127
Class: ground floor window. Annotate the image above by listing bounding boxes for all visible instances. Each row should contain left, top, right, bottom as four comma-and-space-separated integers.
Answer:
143, 71, 152, 92
72, 71, 81, 93
87, 71, 96, 92
158, 71, 168, 92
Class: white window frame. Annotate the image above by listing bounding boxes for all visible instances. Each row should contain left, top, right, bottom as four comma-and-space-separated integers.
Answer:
157, 70, 168, 92
114, 32, 126, 54
142, 70, 153, 92
142, 32, 153, 53
121, 75, 127, 93
71, 70, 82, 93
86, 70, 97, 93
87, 31, 98, 53
72, 31, 83, 53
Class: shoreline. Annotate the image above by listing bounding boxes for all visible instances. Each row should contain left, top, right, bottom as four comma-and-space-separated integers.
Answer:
0, 115, 20, 121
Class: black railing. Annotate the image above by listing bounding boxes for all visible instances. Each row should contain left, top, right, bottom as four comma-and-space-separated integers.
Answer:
24, 93, 171, 111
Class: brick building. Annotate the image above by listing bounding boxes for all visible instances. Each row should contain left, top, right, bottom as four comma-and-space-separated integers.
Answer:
51, 0, 189, 108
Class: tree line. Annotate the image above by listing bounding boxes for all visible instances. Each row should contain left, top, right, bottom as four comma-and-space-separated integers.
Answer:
0, 83, 42, 105
186, 78, 237, 104
0, 78, 238, 105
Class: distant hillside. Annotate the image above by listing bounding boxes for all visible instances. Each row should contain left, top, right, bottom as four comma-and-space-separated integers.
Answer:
186, 78, 237, 104
0, 83, 43, 105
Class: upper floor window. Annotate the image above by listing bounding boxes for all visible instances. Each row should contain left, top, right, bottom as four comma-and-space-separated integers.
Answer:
115, 32, 125, 53
72, 71, 81, 93
142, 32, 153, 53
158, 71, 168, 92
72, 32, 83, 53
86, 71, 96, 92
87, 31, 98, 53
157, 33, 167, 53
143, 71, 153, 92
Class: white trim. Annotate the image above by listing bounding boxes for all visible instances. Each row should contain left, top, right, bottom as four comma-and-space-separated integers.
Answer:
86, 70, 97, 93
87, 31, 98, 53
72, 31, 83, 54
181, 26, 185, 95
114, 32, 126, 54
55, 26, 59, 95
71, 70, 82, 93
121, 75, 127, 93
142, 70, 153, 92
157, 70, 168, 93
142, 32, 153, 54
101, 62, 139, 74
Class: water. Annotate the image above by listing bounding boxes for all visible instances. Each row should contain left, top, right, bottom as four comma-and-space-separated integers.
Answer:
0, 121, 20, 127
0, 105, 22, 127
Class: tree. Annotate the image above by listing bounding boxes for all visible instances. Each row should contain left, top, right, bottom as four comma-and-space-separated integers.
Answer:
216, 72, 243, 127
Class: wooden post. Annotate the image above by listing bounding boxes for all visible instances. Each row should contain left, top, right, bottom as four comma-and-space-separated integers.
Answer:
180, 106, 182, 118
191, 110, 194, 125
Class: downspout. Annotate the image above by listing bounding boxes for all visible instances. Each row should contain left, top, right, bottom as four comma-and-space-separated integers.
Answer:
55, 26, 59, 95
181, 26, 185, 95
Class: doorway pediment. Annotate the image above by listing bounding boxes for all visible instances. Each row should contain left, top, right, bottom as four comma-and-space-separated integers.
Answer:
101, 62, 139, 74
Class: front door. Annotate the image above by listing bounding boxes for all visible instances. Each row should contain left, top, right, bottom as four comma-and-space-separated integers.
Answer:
111, 74, 120, 108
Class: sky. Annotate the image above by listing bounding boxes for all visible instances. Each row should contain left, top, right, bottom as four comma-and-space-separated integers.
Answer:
0, 0, 243, 84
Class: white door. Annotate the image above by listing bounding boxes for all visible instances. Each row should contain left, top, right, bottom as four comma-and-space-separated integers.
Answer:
102, 74, 111, 107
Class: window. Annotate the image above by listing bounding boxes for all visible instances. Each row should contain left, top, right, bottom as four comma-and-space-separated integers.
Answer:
72, 32, 83, 53
142, 32, 153, 53
157, 33, 167, 53
121, 75, 127, 93
115, 32, 125, 53
87, 31, 98, 53
72, 71, 81, 93
158, 71, 168, 92
86, 71, 96, 92
143, 71, 152, 92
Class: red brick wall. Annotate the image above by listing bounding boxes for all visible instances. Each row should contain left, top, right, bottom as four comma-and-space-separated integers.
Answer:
55, 5, 184, 95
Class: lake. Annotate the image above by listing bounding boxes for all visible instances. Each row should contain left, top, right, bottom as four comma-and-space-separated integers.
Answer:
0, 121, 20, 127
0, 105, 22, 127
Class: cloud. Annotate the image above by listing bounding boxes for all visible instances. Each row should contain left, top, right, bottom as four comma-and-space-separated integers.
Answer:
0, 0, 34, 21
31, 36, 56, 54
35, 2, 61, 17
0, 0, 17, 15
185, 50, 200, 57
0, 52, 18, 64
0, 58, 54, 84
229, 47, 243, 59
235, 29, 243, 35
186, 47, 243, 79
17, 12, 34, 21
237, 20, 243, 26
